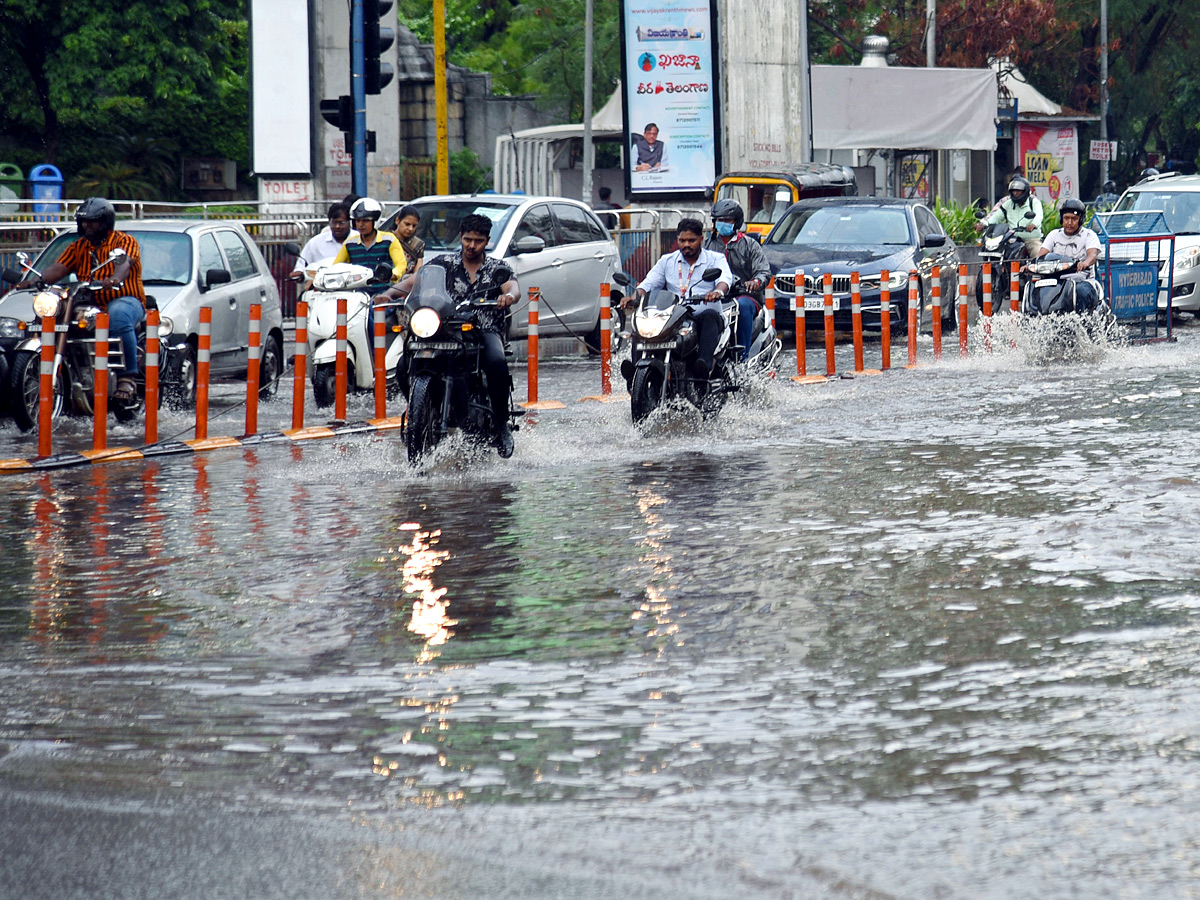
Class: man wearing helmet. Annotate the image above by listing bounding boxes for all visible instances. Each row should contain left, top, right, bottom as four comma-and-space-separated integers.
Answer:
16, 197, 146, 402
333, 197, 406, 285
705, 199, 770, 362
1037, 197, 1101, 308
975, 176, 1044, 256
1093, 181, 1120, 212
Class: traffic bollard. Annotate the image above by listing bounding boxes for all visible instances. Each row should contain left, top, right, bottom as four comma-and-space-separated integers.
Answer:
93, 313, 109, 451
245, 303, 261, 436
145, 309, 159, 444
931, 266, 943, 360
335, 295, 348, 422
196, 306, 212, 440
292, 300, 308, 431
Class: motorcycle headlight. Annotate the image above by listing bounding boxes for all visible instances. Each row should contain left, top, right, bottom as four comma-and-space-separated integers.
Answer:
634, 309, 668, 339
410, 307, 441, 338
32, 291, 59, 318
0, 316, 21, 339
1174, 245, 1200, 273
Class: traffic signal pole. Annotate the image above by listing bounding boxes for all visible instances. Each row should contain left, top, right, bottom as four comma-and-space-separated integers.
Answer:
350, 0, 367, 196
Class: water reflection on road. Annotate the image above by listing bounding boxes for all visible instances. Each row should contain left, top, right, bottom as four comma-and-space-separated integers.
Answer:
4, 326, 1200, 897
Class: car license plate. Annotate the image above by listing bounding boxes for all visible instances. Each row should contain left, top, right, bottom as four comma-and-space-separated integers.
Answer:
802, 297, 839, 311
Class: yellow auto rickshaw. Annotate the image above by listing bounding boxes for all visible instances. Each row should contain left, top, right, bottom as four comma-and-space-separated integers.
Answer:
712, 164, 858, 238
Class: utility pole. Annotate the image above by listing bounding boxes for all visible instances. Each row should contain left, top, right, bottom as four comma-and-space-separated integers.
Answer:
798, 0, 813, 164
1100, 0, 1109, 186
582, 0, 594, 205
434, 0, 449, 194
926, 0, 936, 67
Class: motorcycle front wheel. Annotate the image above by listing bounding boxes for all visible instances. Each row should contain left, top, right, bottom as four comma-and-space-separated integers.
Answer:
312, 363, 336, 408
405, 374, 441, 464
630, 365, 665, 424
10, 349, 66, 433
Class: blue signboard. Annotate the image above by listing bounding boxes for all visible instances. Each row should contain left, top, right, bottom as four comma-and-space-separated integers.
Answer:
1107, 262, 1159, 318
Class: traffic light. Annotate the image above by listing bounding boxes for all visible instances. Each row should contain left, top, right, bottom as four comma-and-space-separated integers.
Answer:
363, 0, 395, 94
319, 95, 353, 133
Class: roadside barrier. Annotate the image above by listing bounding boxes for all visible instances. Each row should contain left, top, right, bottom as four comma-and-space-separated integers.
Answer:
245, 303, 261, 436
851, 272, 863, 373
196, 306, 212, 440
958, 265, 969, 357
292, 300, 308, 430
931, 266, 943, 360
1010, 261, 1020, 313
907, 271, 918, 368
823, 273, 836, 377
38, 316, 53, 458
880, 273, 891, 371
93, 313, 109, 451
522, 287, 565, 410
793, 271, 808, 380
145, 309, 160, 444
335, 294, 348, 422
580, 282, 624, 403
373, 307, 386, 420
765, 277, 776, 332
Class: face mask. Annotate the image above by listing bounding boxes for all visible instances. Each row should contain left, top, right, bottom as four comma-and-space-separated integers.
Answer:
715, 221, 735, 237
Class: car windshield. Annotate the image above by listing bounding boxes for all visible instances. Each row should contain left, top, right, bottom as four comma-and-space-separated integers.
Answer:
766, 206, 912, 246
403, 202, 518, 252
1113, 189, 1200, 234
30, 229, 191, 284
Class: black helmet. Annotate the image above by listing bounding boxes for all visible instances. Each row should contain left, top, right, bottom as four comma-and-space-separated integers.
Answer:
349, 197, 382, 222
1059, 198, 1086, 219
710, 198, 744, 230
75, 197, 116, 234
1103, 181, 1116, 194
1007, 177, 1031, 203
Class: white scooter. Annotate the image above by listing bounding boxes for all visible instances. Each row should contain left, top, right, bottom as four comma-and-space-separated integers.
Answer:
300, 259, 406, 408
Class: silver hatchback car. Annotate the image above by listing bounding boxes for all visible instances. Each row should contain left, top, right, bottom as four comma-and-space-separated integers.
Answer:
381, 194, 622, 346
0, 220, 286, 403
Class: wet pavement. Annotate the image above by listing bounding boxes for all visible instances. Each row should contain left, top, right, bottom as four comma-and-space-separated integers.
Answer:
3, 317, 1200, 898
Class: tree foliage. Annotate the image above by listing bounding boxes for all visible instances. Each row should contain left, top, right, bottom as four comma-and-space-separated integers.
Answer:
0, 0, 248, 198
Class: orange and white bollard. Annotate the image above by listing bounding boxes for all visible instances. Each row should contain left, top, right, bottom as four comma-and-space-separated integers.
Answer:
92, 313, 109, 451
765, 276, 776, 333
850, 271, 864, 373
794, 271, 807, 378
335, 295, 348, 422
880, 270, 891, 371
145, 309, 159, 444
931, 266, 943, 360
522, 287, 565, 410
38, 316, 53, 458
373, 306, 386, 419
196, 305, 212, 440
823, 273, 835, 377
600, 282, 612, 396
958, 264, 969, 357
982, 263, 993, 318
245, 302, 261, 436
292, 300, 308, 431
1010, 260, 1020, 313
906, 271, 918, 368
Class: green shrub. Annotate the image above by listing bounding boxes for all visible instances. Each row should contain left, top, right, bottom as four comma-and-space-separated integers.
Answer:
933, 199, 981, 245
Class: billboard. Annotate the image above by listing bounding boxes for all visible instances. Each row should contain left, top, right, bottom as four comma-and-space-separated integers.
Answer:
619, 0, 721, 197
1019, 123, 1079, 204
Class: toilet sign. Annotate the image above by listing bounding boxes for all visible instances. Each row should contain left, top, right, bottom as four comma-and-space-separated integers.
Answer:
1089, 140, 1118, 162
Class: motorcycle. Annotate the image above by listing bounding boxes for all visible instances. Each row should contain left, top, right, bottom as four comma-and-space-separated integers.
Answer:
1, 249, 169, 432
286, 244, 406, 408
974, 208, 1035, 310
615, 268, 779, 425
1016, 253, 1115, 355
399, 261, 521, 464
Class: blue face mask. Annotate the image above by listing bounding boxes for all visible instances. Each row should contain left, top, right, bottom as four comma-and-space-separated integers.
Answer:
715, 221, 735, 237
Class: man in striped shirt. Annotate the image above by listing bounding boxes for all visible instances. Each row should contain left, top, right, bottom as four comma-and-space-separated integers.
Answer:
17, 197, 146, 400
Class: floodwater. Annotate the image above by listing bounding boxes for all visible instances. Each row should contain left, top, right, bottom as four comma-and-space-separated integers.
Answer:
3, 319, 1200, 899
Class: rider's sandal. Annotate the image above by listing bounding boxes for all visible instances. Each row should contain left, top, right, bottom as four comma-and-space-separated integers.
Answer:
113, 376, 138, 403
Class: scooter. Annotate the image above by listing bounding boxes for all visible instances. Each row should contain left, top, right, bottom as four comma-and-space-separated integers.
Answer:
292, 251, 406, 408
615, 268, 777, 425
400, 261, 521, 464
1017, 253, 1115, 354
1, 249, 169, 432
974, 208, 1035, 310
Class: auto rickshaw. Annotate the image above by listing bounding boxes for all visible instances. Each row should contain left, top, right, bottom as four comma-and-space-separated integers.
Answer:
712, 164, 858, 238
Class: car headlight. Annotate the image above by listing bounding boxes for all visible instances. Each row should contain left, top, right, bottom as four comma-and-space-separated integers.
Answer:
32, 291, 59, 318
409, 307, 441, 338
1174, 245, 1200, 273
158, 316, 174, 337
885, 270, 909, 289
634, 309, 669, 339
0, 316, 22, 339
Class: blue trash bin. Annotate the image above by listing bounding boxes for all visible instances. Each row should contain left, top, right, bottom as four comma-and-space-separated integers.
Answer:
28, 164, 64, 221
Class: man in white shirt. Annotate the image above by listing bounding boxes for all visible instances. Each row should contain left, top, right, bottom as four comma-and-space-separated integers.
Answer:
1037, 197, 1101, 309
291, 202, 356, 289
628, 217, 732, 378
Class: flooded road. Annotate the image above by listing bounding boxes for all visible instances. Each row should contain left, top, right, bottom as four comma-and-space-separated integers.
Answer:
3, 322, 1200, 898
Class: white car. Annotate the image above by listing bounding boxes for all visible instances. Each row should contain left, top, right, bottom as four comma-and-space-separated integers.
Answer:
1108, 172, 1200, 314
381, 194, 622, 345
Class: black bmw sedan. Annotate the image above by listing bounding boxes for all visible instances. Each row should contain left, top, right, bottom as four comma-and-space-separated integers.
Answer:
761, 197, 961, 332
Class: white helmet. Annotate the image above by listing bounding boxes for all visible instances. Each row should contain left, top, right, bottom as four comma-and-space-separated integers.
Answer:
349, 197, 382, 221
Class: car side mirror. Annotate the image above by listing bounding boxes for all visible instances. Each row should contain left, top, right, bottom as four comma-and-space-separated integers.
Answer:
512, 235, 546, 255
923, 234, 948, 248
202, 268, 232, 292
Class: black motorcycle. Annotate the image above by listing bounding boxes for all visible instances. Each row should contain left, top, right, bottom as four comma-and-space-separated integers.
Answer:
1, 249, 162, 432
1021, 253, 1107, 316
616, 267, 759, 425
399, 262, 521, 464
974, 208, 1035, 311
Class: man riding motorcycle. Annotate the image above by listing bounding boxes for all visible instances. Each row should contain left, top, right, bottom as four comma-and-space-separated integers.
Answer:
976, 176, 1044, 256
15, 197, 146, 403
704, 199, 770, 363
1035, 197, 1102, 309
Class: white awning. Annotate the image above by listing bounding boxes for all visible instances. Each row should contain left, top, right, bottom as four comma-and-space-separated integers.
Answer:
811, 65, 998, 151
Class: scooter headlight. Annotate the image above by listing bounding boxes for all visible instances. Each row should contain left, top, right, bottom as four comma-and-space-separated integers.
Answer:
32, 291, 59, 318
410, 307, 441, 338
634, 309, 669, 339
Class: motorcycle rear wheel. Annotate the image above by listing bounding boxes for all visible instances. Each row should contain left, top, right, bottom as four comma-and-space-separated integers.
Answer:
630, 365, 665, 424
10, 349, 66, 433
405, 374, 441, 464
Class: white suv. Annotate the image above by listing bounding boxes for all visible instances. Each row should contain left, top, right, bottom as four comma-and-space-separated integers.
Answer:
1108, 173, 1200, 314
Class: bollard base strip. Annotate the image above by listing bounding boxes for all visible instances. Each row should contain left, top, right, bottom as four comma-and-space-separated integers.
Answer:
858, 369, 884, 377
792, 374, 829, 384
0, 458, 33, 472
79, 447, 144, 463
520, 400, 567, 410
184, 436, 244, 452
283, 425, 337, 441
579, 393, 629, 403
